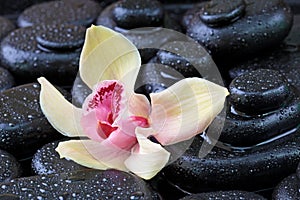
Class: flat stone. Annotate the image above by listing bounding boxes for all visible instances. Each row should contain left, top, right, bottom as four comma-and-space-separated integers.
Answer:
0, 83, 64, 158
97, 2, 181, 32
0, 67, 14, 92
112, 0, 164, 29
163, 132, 300, 192
156, 41, 205, 78
0, 149, 21, 183
272, 174, 300, 199
36, 24, 86, 50
32, 140, 87, 175
17, 0, 101, 27
199, 0, 246, 27
180, 190, 266, 200
185, 0, 293, 59
229, 69, 291, 114
0, 25, 81, 85
0, 169, 159, 199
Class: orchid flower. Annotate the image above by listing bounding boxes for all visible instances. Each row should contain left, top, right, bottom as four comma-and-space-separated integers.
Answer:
38, 25, 229, 179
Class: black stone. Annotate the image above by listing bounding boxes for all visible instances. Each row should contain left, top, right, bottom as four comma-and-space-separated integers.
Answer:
184, 0, 293, 59
220, 69, 300, 146
0, 17, 15, 40
272, 174, 300, 199
180, 190, 266, 200
0, 24, 82, 85
227, 19, 300, 92
229, 69, 291, 114
0, 149, 21, 183
17, 0, 102, 27
97, 1, 181, 32
0, 83, 64, 158
156, 41, 205, 78
0, 67, 14, 92
163, 132, 300, 193
36, 24, 86, 51
112, 0, 164, 29
199, 0, 246, 27
32, 140, 87, 175
0, 169, 159, 199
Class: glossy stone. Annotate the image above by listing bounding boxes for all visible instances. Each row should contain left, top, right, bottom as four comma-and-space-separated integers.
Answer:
17, 0, 101, 27
163, 132, 300, 193
228, 15, 300, 91
220, 69, 300, 146
32, 140, 87, 175
0, 17, 15, 40
0, 149, 21, 183
0, 67, 14, 92
184, 0, 293, 59
156, 41, 204, 78
229, 69, 291, 114
36, 24, 85, 50
0, 24, 83, 85
272, 174, 300, 199
0, 169, 159, 199
199, 0, 246, 27
97, 0, 181, 31
180, 190, 266, 200
112, 0, 164, 29
0, 83, 63, 158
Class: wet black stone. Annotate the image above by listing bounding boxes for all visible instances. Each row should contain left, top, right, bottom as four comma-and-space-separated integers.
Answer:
184, 0, 293, 59
227, 28, 300, 92
112, 0, 164, 29
0, 83, 64, 158
0, 24, 83, 85
0, 67, 15, 92
0, 17, 15, 40
229, 69, 291, 114
0, 149, 21, 183
163, 132, 300, 193
97, 1, 181, 32
36, 24, 86, 50
272, 174, 300, 199
220, 69, 300, 146
32, 140, 87, 175
156, 41, 204, 78
71, 75, 91, 107
199, 0, 246, 27
17, 0, 102, 27
180, 190, 266, 200
0, 169, 159, 199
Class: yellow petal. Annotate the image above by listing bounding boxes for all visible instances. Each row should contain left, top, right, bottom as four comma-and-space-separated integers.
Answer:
125, 130, 170, 180
38, 77, 85, 137
65, 140, 130, 171
56, 140, 108, 170
149, 78, 229, 145
79, 25, 141, 92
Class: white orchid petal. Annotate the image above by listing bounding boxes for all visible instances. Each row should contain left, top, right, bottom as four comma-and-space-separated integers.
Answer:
80, 139, 130, 171
79, 25, 141, 92
125, 130, 170, 180
150, 78, 229, 145
56, 140, 108, 170
38, 77, 85, 137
